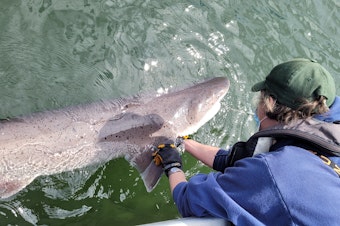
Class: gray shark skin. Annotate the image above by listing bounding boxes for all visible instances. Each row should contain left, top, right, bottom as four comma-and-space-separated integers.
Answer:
0, 77, 230, 199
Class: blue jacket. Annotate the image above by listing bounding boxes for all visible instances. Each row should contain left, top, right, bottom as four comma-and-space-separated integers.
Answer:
173, 96, 340, 226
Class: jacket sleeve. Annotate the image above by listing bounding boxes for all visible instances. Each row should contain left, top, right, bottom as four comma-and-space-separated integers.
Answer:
213, 149, 230, 172
172, 154, 291, 225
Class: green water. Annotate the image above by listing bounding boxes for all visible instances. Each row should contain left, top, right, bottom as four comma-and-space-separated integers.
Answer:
0, 0, 339, 225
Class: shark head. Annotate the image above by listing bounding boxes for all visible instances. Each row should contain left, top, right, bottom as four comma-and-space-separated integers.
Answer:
151, 77, 230, 137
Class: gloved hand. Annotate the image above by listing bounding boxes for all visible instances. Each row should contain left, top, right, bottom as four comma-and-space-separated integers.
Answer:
175, 135, 192, 147
152, 142, 182, 177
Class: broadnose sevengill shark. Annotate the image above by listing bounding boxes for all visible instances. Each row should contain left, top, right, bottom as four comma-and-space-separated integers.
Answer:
0, 77, 230, 199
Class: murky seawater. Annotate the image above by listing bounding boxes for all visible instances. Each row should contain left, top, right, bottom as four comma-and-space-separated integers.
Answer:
0, 0, 339, 225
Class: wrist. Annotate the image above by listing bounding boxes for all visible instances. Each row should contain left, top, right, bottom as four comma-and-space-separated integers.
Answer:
183, 139, 197, 153
166, 167, 183, 177
164, 162, 182, 177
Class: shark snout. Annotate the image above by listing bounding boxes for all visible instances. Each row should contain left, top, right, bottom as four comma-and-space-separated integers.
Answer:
178, 77, 230, 135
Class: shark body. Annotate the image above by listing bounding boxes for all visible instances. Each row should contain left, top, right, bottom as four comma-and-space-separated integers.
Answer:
0, 77, 230, 199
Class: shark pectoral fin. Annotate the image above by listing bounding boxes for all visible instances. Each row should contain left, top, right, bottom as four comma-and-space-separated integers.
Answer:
0, 177, 35, 199
140, 161, 163, 192
125, 148, 164, 192
136, 136, 176, 192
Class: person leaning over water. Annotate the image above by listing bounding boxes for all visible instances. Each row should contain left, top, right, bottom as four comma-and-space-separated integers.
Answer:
152, 58, 340, 225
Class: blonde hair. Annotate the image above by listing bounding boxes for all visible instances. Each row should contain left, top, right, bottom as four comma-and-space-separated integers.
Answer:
259, 90, 329, 124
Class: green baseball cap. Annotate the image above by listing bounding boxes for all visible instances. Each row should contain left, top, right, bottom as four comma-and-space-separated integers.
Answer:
251, 58, 336, 109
